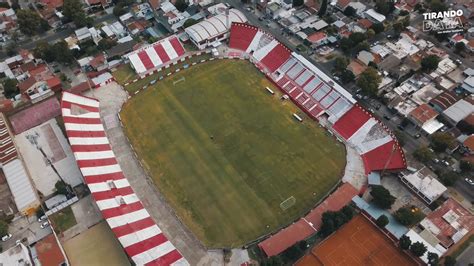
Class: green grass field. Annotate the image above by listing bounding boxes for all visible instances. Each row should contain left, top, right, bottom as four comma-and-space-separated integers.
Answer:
50, 206, 77, 233
121, 60, 346, 247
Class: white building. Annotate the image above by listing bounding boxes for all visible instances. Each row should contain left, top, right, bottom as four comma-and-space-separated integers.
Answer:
364, 9, 386, 23
399, 169, 447, 205
185, 9, 247, 49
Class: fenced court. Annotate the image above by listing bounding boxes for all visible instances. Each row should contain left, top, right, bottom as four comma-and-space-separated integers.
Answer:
303, 215, 417, 266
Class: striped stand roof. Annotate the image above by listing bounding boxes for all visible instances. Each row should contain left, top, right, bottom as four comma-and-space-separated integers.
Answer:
61, 92, 188, 266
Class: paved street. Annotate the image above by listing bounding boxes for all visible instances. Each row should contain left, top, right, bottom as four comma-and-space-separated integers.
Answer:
4, 215, 52, 250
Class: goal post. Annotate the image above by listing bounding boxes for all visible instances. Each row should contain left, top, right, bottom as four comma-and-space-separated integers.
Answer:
280, 196, 296, 211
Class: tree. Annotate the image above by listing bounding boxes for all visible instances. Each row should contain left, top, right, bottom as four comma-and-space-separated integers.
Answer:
53, 41, 75, 64
444, 256, 456, 266
370, 186, 396, 209
410, 241, 427, 257
394, 206, 424, 226
55, 180, 68, 195
339, 38, 353, 53
113, 3, 126, 17
320, 205, 354, 236
339, 70, 355, 84
371, 23, 384, 34
431, 132, 455, 152
0, 220, 7, 237
455, 42, 465, 54
292, 0, 303, 7
413, 146, 434, 163
98, 38, 117, 51
63, 0, 91, 27
393, 22, 404, 34
366, 29, 375, 39
357, 67, 381, 97
318, 0, 327, 16
261, 256, 284, 266
375, 0, 394, 16
333, 56, 349, 72
460, 161, 473, 173
2, 78, 18, 99
34, 41, 56, 62
183, 18, 198, 28
421, 55, 441, 72
174, 0, 188, 12
438, 171, 459, 187
355, 41, 370, 53
341, 205, 354, 220
343, 6, 356, 17
376, 215, 389, 227
399, 10, 409, 16
349, 32, 367, 45
399, 235, 411, 250
427, 252, 439, 266
16, 9, 48, 35
429, 0, 447, 12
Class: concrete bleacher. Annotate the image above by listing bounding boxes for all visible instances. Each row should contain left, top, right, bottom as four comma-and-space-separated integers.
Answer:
333, 105, 406, 173
229, 22, 291, 73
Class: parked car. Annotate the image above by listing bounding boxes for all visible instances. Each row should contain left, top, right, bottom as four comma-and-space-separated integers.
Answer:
465, 178, 474, 186
38, 215, 47, 222
432, 158, 440, 164
414, 133, 421, 139
1, 234, 12, 242
383, 115, 391, 120
441, 160, 450, 166
40, 221, 50, 229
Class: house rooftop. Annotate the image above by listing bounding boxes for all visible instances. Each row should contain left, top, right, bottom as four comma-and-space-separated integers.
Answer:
409, 104, 438, 125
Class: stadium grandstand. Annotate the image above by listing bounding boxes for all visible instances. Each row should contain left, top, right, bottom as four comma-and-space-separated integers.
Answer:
126, 35, 186, 77
185, 9, 247, 50
61, 92, 188, 266
228, 22, 406, 175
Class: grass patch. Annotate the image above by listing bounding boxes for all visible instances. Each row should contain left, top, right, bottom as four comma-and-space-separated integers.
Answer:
114, 53, 213, 94
49, 206, 77, 233
121, 59, 345, 247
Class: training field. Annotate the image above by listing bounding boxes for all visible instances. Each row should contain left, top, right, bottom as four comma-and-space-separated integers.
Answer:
63, 222, 130, 266
121, 59, 346, 247
297, 215, 416, 266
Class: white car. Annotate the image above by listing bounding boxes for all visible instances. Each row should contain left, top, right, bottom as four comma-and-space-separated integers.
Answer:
38, 215, 46, 222
1, 234, 12, 242
40, 221, 50, 229
465, 178, 474, 186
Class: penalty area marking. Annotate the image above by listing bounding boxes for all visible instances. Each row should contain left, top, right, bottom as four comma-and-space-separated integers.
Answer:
173, 77, 186, 85
280, 196, 296, 211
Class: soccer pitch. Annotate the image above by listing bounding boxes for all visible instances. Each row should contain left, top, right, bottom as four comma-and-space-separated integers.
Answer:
120, 60, 346, 247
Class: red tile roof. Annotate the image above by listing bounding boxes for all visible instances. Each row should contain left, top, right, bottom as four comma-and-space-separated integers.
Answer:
337, 0, 351, 9
39, 0, 63, 9
89, 53, 105, 69
68, 81, 91, 95
36, 234, 66, 266
429, 90, 459, 110
425, 198, 474, 248
464, 135, 474, 151
18, 76, 37, 93
46, 76, 62, 91
307, 32, 327, 43
29, 64, 50, 78
409, 104, 437, 125
149, 0, 160, 10
358, 19, 373, 29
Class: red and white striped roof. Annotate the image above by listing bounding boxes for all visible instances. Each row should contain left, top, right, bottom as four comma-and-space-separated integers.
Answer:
127, 36, 185, 75
61, 92, 188, 266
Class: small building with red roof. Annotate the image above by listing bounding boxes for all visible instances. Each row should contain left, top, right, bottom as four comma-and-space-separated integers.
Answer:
306, 32, 327, 47
35, 234, 67, 266
420, 198, 474, 249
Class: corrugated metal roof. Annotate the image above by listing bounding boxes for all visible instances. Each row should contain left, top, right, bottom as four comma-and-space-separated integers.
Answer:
185, 9, 247, 43
3, 159, 39, 213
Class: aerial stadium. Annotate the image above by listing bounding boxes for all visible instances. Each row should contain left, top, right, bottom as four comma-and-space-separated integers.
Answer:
60, 9, 406, 265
